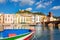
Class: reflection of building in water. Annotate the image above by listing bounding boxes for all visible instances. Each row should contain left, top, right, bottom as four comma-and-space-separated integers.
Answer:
48, 23, 54, 31
35, 24, 42, 36
49, 31, 54, 40
31, 23, 42, 40
4, 24, 13, 29
0, 25, 4, 31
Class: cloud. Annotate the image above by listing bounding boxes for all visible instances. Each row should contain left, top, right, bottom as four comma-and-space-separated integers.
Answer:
36, 0, 54, 9
51, 6, 60, 10
36, 4, 45, 8
0, 0, 5, 3
11, 0, 35, 6
35, 0, 43, 5
44, 1, 52, 6
11, 0, 19, 2
44, 0, 54, 6
0, 12, 4, 13
20, 0, 35, 6
26, 8, 32, 11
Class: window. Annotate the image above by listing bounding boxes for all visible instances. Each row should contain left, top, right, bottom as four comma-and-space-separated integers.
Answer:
0, 18, 1, 20
8, 15, 10, 17
5, 19, 7, 21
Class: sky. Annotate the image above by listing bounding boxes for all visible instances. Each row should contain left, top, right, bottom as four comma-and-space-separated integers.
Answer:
0, 0, 60, 16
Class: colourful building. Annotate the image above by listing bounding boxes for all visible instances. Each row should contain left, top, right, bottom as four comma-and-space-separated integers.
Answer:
15, 13, 35, 24
3, 14, 14, 29
21, 13, 34, 24
0, 14, 4, 24
13, 14, 19, 24
47, 12, 54, 21
36, 14, 47, 23
14, 14, 23, 24
34, 15, 40, 23
4, 14, 14, 24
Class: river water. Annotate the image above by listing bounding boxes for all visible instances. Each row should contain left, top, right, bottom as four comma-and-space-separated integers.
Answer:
31, 24, 60, 40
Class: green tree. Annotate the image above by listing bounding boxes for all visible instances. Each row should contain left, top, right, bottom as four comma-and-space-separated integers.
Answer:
16, 10, 45, 15
33, 12, 45, 15
16, 10, 32, 14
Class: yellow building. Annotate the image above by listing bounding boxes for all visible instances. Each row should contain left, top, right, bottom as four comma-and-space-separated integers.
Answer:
14, 14, 21, 24
19, 13, 34, 24
15, 10, 47, 24
25, 14, 34, 24
14, 14, 26, 24
37, 15, 47, 22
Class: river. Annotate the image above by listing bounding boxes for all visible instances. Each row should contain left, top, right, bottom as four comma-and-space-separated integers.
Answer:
31, 24, 60, 40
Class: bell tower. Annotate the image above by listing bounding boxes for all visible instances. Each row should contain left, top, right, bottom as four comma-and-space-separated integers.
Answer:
49, 12, 53, 17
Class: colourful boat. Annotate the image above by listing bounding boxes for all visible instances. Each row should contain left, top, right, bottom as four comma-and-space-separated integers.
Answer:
0, 29, 35, 40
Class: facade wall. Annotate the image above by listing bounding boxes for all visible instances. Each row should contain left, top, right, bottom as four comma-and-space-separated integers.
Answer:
14, 14, 19, 24
18, 13, 34, 24
14, 14, 25, 24
47, 17, 54, 21
50, 17, 54, 21
0, 13, 47, 24
35, 15, 40, 23
39, 15, 46, 22
4, 14, 14, 24
25, 16, 32, 24
0, 14, 4, 24
47, 12, 54, 21
14, 13, 47, 24
0, 13, 47, 29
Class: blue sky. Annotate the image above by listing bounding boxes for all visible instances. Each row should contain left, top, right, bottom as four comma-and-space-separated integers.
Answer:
0, 0, 60, 16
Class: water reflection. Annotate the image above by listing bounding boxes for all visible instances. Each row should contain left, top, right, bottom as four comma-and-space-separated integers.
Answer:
31, 23, 43, 40
0, 24, 60, 40
31, 24, 60, 40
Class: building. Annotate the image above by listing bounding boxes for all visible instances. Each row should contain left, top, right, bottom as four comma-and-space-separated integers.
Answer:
13, 14, 24, 24
34, 15, 40, 23
30, 14, 47, 23
26, 14, 34, 24
39, 15, 47, 22
0, 14, 4, 30
13, 14, 19, 24
19, 13, 34, 24
4, 14, 14, 24
47, 12, 54, 21
0, 14, 4, 24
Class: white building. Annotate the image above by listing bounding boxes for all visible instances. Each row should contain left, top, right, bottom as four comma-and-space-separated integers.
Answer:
35, 15, 40, 23
50, 17, 54, 21
32, 15, 42, 23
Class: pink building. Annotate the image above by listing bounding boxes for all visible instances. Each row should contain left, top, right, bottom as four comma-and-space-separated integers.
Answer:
4, 14, 14, 24
0, 14, 4, 24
